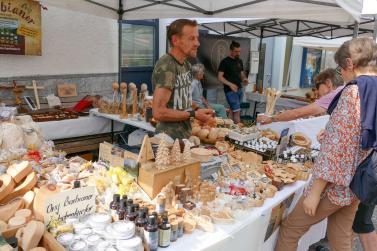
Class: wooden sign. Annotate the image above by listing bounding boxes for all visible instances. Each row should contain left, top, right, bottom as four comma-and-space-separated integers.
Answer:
44, 186, 96, 225
0, 0, 42, 55
57, 83, 77, 97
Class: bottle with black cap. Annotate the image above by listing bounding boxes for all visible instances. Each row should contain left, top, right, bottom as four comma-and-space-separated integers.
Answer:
110, 194, 120, 221
158, 215, 171, 248
144, 215, 158, 251
117, 199, 127, 221
135, 210, 147, 240
6, 236, 18, 250
73, 180, 81, 189
126, 204, 138, 222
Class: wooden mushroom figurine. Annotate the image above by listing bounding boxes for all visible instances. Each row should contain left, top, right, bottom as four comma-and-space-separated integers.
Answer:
140, 83, 148, 118
112, 82, 120, 114
119, 82, 128, 119
128, 82, 138, 117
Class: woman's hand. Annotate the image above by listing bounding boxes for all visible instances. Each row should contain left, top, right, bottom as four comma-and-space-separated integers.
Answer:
257, 114, 273, 125
317, 129, 325, 143
303, 192, 321, 217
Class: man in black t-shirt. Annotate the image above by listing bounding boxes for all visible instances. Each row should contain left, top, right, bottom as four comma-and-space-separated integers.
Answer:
218, 41, 249, 124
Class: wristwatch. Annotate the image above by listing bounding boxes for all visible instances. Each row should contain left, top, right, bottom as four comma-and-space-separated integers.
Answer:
189, 110, 196, 119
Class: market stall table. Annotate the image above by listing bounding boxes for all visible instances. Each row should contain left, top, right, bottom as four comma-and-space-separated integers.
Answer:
163, 180, 326, 251
37, 115, 124, 140
90, 108, 156, 142
259, 115, 330, 147
246, 92, 309, 118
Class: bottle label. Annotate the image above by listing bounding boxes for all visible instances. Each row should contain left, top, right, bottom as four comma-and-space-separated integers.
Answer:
136, 226, 144, 242
145, 230, 158, 250
158, 229, 171, 247
111, 209, 118, 221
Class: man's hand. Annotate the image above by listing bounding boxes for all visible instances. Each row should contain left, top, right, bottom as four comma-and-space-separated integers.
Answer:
195, 109, 214, 123
303, 192, 321, 217
257, 114, 273, 125
230, 83, 238, 92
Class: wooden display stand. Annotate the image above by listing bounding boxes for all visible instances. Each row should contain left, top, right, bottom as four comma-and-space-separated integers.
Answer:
138, 160, 200, 199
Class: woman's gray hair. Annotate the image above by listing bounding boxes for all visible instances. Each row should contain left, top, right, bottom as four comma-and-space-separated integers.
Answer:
192, 63, 205, 77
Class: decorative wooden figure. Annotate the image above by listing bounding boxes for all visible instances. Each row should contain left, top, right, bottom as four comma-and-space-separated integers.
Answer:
129, 82, 138, 117
137, 135, 155, 163
171, 139, 182, 164
112, 82, 120, 114
183, 142, 191, 163
119, 82, 128, 119
25, 80, 44, 110
140, 83, 148, 118
155, 138, 171, 170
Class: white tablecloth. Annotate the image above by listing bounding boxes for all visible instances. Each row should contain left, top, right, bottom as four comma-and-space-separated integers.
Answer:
246, 92, 309, 112
90, 108, 156, 132
259, 115, 330, 148
164, 180, 326, 251
37, 115, 124, 140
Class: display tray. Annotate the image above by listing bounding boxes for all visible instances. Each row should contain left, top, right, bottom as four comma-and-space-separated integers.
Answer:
225, 136, 276, 161
26, 108, 87, 122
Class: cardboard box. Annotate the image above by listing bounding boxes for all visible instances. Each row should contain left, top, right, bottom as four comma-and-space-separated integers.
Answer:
138, 161, 200, 199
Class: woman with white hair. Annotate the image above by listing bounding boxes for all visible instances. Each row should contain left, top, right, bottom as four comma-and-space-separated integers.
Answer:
191, 63, 227, 118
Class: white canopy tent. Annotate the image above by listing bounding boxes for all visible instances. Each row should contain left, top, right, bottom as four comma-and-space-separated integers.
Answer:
38, 0, 377, 82
41, 0, 375, 23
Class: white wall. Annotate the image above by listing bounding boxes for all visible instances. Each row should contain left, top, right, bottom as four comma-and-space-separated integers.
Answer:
289, 45, 304, 89
0, 6, 118, 78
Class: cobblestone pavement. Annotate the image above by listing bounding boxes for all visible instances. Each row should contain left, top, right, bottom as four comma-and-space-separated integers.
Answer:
309, 207, 377, 251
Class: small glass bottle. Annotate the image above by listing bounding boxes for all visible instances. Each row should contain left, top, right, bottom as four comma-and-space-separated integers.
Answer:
127, 199, 133, 207
117, 199, 126, 221
73, 180, 81, 189
126, 204, 137, 222
122, 194, 128, 202
151, 212, 158, 225
144, 215, 158, 251
158, 216, 171, 248
134, 203, 140, 213
110, 194, 120, 221
135, 210, 147, 240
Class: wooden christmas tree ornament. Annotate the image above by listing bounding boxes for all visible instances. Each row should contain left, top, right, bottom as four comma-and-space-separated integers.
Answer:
137, 135, 155, 163
155, 138, 171, 170
171, 139, 182, 164
183, 142, 191, 163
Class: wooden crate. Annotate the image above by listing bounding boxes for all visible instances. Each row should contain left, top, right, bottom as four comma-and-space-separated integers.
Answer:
2, 228, 64, 251
138, 161, 201, 199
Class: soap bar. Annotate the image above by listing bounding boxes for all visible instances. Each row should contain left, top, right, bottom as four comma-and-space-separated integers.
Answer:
2, 172, 37, 204
15, 209, 32, 222
0, 197, 24, 222
33, 184, 60, 221
0, 174, 15, 203
23, 191, 35, 209
0, 220, 7, 232
30, 248, 47, 251
17, 220, 45, 251
8, 216, 26, 228
6, 161, 32, 184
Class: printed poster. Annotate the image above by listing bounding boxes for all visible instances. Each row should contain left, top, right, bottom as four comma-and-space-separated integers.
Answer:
0, 0, 41, 55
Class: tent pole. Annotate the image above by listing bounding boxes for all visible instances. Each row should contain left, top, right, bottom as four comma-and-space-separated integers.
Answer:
353, 21, 359, 38
118, 0, 125, 83
373, 15, 377, 42
257, 28, 264, 92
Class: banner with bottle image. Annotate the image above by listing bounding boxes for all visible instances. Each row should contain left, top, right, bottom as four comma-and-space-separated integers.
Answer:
0, 0, 41, 55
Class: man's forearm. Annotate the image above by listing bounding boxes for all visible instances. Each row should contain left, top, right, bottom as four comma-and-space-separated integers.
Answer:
218, 76, 233, 86
153, 107, 190, 122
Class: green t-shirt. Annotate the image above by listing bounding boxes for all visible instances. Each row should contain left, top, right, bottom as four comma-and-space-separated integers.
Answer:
152, 54, 192, 139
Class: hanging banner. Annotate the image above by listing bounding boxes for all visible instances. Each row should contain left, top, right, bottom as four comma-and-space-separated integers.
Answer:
0, 0, 42, 55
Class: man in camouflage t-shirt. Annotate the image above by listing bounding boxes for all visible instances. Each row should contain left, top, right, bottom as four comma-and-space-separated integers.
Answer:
152, 19, 214, 140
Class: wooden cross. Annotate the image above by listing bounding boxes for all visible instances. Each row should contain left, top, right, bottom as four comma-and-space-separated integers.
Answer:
25, 80, 44, 109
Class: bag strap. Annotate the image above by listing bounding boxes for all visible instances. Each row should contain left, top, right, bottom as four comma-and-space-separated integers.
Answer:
327, 80, 357, 115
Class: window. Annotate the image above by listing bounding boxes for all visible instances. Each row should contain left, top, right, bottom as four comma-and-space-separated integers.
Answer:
121, 23, 155, 67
